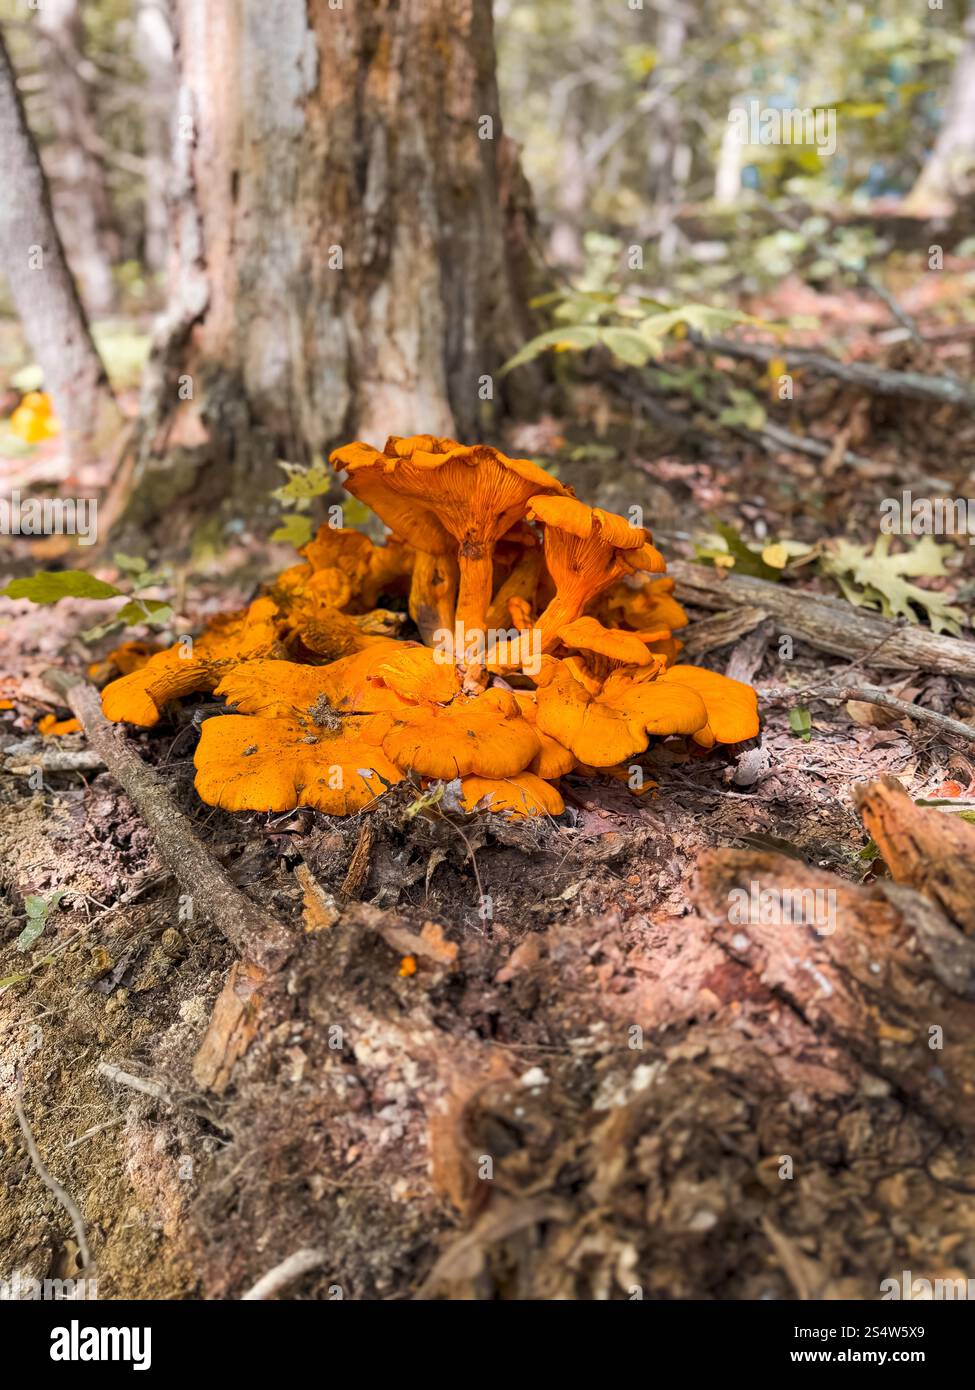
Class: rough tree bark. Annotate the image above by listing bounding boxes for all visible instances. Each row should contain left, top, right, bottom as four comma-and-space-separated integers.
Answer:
0, 31, 121, 466
133, 0, 537, 516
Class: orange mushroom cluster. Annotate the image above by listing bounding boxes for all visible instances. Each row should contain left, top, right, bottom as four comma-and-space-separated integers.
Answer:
99, 435, 758, 818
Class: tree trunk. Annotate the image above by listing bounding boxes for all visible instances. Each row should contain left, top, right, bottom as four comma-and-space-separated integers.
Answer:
906, 5, 975, 215
133, 0, 536, 517
0, 31, 121, 467
134, 0, 176, 279
35, 0, 120, 315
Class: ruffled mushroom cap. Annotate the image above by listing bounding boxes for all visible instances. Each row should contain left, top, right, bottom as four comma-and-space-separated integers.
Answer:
656, 665, 759, 747
337, 439, 568, 636
214, 643, 461, 721
512, 496, 666, 660
556, 616, 655, 667
101, 597, 282, 727
601, 576, 689, 635
535, 658, 710, 767
459, 772, 565, 818
193, 713, 401, 814
381, 688, 541, 779
512, 691, 576, 778
300, 525, 413, 612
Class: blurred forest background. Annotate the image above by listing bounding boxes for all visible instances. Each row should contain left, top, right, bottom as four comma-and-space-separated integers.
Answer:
1, 0, 973, 500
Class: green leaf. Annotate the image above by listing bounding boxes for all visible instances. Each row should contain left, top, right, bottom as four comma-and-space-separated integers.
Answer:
115, 598, 172, 629
271, 514, 314, 547
711, 522, 783, 581
81, 599, 172, 642
600, 327, 654, 367
820, 535, 966, 635
499, 326, 603, 375
112, 553, 148, 575
1, 572, 122, 605
17, 890, 64, 952
789, 707, 813, 742
272, 458, 333, 503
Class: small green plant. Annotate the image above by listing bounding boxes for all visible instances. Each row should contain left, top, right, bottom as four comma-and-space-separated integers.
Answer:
16, 890, 65, 952
1, 554, 174, 642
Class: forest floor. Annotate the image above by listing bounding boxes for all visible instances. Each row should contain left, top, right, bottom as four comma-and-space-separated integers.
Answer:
2, 262, 975, 1300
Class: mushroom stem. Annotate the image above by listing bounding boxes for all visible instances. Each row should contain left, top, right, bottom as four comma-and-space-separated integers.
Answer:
455, 552, 495, 636
485, 548, 542, 630
409, 552, 458, 646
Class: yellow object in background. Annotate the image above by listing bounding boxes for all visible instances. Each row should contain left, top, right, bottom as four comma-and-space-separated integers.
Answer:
10, 391, 60, 443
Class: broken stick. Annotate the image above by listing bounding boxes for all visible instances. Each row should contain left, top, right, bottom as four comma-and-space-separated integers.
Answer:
41, 669, 293, 972
668, 559, 975, 679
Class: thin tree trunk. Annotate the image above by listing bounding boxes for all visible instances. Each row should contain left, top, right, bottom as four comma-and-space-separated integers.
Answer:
35, 0, 119, 315
134, 0, 176, 279
0, 31, 121, 466
907, 5, 975, 215
132, 0, 537, 517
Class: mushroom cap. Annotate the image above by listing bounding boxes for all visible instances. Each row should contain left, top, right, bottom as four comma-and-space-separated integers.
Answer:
535, 658, 710, 767
381, 687, 541, 779
194, 713, 401, 814
345, 441, 567, 552
459, 772, 565, 818
101, 597, 283, 727
383, 434, 462, 457
331, 442, 456, 555
557, 616, 653, 667
657, 665, 759, 746
602, 576, 689, 633
102, 656, 219, 726
512, 692, 577, 778
299, 526, 413, 611
528, 495, 649, 551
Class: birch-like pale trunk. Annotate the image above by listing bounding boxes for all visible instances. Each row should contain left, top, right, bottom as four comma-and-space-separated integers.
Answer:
0, 32, 121, 467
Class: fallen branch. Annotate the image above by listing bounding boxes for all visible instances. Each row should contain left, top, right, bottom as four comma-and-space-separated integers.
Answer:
695, 334, 975, 410
41, 669, 293, 972
667, 559, 975, 678
854, 774, 975, 935
762, 683, 975, 746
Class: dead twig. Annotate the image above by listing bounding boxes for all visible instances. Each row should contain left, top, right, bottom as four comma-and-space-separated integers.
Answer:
15, 1088, 92, 1270
40, 668, 293, 972
762, 686, 973, 750
694, 334, 975, 410
97, 1061, 170, 1101
240, 1248, 328, 1300
763, 683, 975, 746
